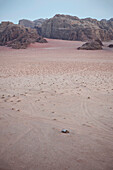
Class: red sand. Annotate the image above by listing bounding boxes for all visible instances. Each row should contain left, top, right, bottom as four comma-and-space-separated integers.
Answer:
0, 39, 113, 170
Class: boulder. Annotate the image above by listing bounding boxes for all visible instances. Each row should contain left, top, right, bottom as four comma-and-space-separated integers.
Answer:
36, 37, 48, 43
77, 40, 103, 50
108, 44, 113, 48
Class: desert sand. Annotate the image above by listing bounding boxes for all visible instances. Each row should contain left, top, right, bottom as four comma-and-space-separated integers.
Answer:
0, 39, 113, 170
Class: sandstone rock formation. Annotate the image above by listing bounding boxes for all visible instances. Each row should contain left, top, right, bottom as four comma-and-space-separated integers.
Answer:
18, 15, 113, 42
19, 18, 47, 36
19, 19, 35, 28
94, 39, 103, 46
34, 19, 47, 27
41, 14, 113, 41
77, 39, 103, 50
19, 18, 47, 28
0, 22, 47, 49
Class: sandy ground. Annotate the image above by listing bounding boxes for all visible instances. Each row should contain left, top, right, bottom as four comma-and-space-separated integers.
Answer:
0, 39, 113, 170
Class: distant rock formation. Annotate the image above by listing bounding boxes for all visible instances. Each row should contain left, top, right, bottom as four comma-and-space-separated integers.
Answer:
0, 22, 47, 49
34, 19, 48, 35
41, 14, 113, 41
18, 15, 113, 42
19, 19, 35, 28
19, 18, 47, 28
77, 39, 103, 50
34, 19, 47, 27
19, 18, 48, 35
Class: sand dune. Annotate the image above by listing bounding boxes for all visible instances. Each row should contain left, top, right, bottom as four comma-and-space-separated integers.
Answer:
0, 39, 113, 170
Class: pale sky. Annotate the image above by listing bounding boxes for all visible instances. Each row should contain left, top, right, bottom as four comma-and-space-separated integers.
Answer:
0, 0, 113, 23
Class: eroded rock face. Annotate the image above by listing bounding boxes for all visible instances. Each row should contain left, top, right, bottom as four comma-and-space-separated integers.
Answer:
34, 19, 47, 27
0, 22, 47, 49
18, 15, 113, 42
19, 19, 47, 28
19, 19, 35, 28
41, 14, 113, 41
19, 19, 48, 36
77, 39, 103, 50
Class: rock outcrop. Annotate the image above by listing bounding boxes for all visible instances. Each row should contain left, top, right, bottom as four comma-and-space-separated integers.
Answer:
19, 19, 35, 28
108, 44, 113, 48
0, 22, 47, 49
41, 14, 113, 41
19, 18, 47, 36
34, 19, 47, 27
19, 18, 47, 28
77, 39, 103, 50
18, 15, 113, 42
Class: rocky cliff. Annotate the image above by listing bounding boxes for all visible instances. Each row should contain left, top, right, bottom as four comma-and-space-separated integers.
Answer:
19, 18, 47, 35
19, 19, 35, 28
41, 14, 113, 41
0, 22, 47, 49
19, 19, 47, 28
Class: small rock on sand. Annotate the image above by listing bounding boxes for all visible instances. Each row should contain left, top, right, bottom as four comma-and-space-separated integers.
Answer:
61, 129, 70, 133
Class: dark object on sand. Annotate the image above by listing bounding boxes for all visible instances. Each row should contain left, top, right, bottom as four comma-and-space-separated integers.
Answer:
61, 129, 70, 133
108, 44, 113, 48
77, 39, 103, 50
